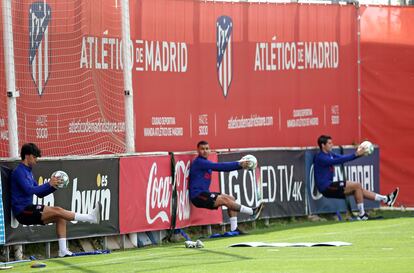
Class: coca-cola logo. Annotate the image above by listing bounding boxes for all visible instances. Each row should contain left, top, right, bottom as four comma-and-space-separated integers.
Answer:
146, 162, 171, 224
175, 160, 191, 221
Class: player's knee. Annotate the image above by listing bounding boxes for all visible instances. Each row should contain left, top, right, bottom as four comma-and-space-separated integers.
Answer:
222, 198, 236, 208
215, 195, 225, 206
53, 206, 65, 214
354, 182, 362, 189
218, 195, 228, 202
221, 196, 231, 206
348, 182, 359, 189
222, 194, 235, 201
227, 196, 237, 205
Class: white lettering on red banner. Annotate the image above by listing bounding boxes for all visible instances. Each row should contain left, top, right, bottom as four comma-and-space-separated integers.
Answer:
254, 41, 339, 71
175, 160, 191, 221
146, 162, 171, 224
79, 36, 188, 73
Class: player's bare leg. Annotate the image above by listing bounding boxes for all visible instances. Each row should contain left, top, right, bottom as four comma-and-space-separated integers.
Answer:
41, 204, 101, 257
215, 194, 244, 232
55, 218, 66, 238
40, 207, 73, 257
344, 181, 367, 219
214, 194, 240, 213
344, 182, 364, 203
214, 194, 263, 232
42, 204, 101, 225
41, 206, 75, 222
344, 181, 395, 219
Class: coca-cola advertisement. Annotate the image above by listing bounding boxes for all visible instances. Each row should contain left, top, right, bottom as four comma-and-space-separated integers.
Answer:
119, 155, 172, 234
174, 153, 222, 229
119, 153, 223, 233
2, 159, 119, 244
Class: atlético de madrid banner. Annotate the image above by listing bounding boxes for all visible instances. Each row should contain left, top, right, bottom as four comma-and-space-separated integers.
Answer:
133, 2, 358, 152
0, 1, 357, 156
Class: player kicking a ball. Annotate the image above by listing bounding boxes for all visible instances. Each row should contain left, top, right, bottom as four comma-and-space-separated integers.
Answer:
11, 143, 101, 257
314, 135, 399, 220
189, 140, 264, 234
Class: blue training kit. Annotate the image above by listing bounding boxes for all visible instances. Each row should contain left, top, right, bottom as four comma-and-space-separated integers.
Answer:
11, 163, 56, 216
189, 156, 241, 200
313, 151, 358, 192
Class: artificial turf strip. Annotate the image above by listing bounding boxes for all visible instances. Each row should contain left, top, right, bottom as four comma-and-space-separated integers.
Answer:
10, 216, 414, 273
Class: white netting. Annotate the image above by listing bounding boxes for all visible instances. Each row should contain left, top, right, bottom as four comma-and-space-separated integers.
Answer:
8, 0, 126, 156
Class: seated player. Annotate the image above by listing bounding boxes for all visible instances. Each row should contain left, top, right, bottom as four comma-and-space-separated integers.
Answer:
314, 135, 399, 220
11, 143, 101, 257
189, 140, 264, 234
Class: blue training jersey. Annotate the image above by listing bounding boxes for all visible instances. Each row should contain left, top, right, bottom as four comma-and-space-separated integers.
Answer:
11, 163, 56, 216
189, 156, 241, 200
313, 151, 358, 192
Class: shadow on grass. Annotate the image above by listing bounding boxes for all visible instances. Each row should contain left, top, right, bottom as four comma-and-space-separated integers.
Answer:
131, 260, 240, 273
197, 248, 253, 260
53, 259, 100, 273
135, 246, 251, 262
76, 247, 252, 273
137, 248, 251, 272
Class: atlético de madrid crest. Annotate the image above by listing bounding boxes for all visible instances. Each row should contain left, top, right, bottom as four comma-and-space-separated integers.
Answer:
216, 16, 233, 98
29, 2, 51, 96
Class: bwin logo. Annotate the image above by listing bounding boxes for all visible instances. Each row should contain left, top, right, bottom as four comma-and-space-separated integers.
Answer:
29, 2, 51, 96
71, 173, 111, 223
216, 16, 233, 97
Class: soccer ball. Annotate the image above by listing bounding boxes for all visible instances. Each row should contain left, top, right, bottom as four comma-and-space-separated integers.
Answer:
240, 154, 258, 170
359, 141, 374, 156
52, 170, 70, 188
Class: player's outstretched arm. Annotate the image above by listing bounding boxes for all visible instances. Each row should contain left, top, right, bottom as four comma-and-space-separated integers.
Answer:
201, 160, 243, 172
317, 152, 359, 166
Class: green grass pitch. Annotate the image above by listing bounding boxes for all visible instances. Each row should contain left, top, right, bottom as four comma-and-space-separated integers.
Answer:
9, 214, 414, 273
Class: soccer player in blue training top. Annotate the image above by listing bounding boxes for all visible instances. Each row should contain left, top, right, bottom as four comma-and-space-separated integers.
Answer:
314, 135, 399, 220
189, 140, 264, 234
11, 143, 102, 257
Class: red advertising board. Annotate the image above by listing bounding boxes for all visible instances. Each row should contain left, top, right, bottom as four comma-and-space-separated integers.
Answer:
360, 6, 414, 206
119, 155, 172, 233
119, 153, 222, 234
0, 1, 358, 156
